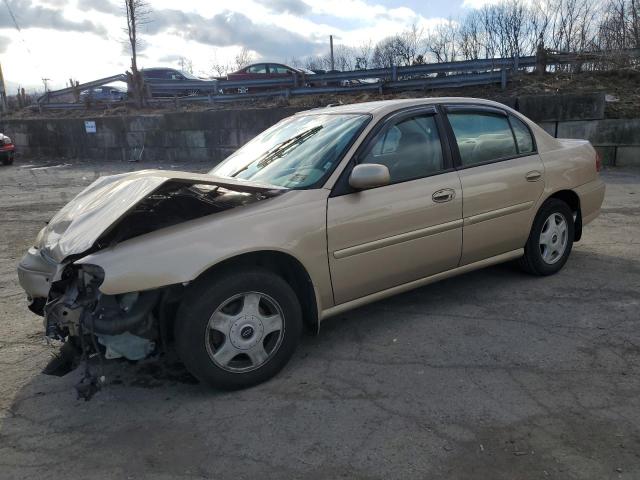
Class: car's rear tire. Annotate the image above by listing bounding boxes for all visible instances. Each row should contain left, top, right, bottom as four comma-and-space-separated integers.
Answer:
175, 268, 302, 390
519, 198, 575, 276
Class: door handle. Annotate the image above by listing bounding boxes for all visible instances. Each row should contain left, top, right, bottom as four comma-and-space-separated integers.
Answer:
432, 188, 455, 203
525, 170, 542, 182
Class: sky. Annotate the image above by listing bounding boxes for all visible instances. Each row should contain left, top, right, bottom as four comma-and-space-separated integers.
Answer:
0, 0, 493, 92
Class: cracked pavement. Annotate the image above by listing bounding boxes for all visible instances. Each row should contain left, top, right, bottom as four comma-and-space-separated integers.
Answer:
0, 160, 639, 479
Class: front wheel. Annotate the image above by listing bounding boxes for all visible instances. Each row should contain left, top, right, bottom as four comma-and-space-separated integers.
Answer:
519, 198, 575, 276
175, 268, 302, 390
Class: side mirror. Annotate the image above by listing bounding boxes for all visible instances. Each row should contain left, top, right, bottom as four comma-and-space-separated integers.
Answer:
349, 163, 391, 190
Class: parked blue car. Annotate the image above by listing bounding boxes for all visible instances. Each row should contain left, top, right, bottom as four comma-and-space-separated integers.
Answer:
79, 86, 127, 102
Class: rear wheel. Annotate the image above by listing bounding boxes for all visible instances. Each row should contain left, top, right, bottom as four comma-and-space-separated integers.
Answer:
175, 268, 302, 390
519, 198, 575, 276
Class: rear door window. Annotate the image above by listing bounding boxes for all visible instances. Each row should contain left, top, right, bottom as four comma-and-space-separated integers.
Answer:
270, 65, 293, 74
247, 64, 267, 74
447, 112, 517, 166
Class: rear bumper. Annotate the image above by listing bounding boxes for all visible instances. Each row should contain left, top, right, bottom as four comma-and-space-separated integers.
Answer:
0, 147, 14, 163
575, 178, 606, 226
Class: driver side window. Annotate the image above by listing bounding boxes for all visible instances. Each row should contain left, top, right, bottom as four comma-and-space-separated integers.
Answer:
361, 114, 444, 184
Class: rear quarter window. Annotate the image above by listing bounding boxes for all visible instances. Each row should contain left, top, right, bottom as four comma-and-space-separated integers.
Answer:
509, 115, 535, 154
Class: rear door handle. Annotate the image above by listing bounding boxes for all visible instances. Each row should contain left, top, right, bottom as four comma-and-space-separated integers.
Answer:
432, 188, 455, 203
525, 170, 542, 182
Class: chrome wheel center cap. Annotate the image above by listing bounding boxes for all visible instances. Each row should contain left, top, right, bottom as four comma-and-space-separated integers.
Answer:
240, 326, 254, 339
229, 315, 263, 350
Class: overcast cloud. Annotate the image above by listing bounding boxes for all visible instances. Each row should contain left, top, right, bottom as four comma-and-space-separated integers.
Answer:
77, 0, 121, 15
262, 0, 312, 15
0, 0, 466, 91
1, 0, 106, 36
149, 9, 321, 58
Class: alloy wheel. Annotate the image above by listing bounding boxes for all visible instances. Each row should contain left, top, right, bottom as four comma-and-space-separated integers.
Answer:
539, 213, 568, 265
205, 292, 285, 373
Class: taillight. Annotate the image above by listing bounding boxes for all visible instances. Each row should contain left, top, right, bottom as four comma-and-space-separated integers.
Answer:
595, 151, 602, 172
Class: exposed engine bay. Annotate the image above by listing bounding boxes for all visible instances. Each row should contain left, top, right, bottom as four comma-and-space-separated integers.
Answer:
96, 181, 276, 249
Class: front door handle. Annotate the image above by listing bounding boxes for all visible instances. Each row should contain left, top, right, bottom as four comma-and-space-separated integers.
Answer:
525, 170, 542, 182
432, 188, 455, 203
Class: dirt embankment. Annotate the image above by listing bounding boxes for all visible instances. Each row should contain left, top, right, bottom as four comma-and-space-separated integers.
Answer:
4, 70, 640, 120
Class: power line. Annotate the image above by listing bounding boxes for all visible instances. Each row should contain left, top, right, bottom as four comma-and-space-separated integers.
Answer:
2, 0, 34, 56
2, 0, 47, 90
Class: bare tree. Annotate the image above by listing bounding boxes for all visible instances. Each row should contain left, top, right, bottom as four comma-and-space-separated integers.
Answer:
234, 47, 255, 70
458, 10, 483, 60
372, 24, 428, 68
598, 0, 640, 49
210, 49, 231, 77
427, 20, 458, 63
355, 40, 373, 69
124, 0, 150, 107
178, 57, 194, 74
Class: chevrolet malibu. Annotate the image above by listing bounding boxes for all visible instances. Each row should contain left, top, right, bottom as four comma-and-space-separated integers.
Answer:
17, 98, 605, 390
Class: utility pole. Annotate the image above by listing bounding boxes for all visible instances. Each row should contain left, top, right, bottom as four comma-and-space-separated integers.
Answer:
330, 35, 335, 71
41, 77, 50, 92
0, 62, 7, 113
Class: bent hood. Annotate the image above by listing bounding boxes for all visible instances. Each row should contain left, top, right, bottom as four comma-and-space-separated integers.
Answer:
37, 169, 284, 263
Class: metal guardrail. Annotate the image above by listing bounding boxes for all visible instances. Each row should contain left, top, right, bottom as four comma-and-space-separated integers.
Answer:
37, 74, 127, 104
33, 49, 640, 109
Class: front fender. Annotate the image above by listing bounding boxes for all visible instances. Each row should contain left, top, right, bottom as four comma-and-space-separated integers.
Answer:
75, 189, 333, 311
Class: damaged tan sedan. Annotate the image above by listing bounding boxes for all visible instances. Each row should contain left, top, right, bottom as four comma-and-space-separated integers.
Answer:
18, 98, 605, 390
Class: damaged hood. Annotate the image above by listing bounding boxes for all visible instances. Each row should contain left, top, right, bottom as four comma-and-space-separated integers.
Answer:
37, 169, 284, 262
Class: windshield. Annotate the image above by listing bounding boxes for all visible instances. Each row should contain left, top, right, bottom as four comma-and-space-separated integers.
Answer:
210, 113, 370, 189
180, 70, 200, 80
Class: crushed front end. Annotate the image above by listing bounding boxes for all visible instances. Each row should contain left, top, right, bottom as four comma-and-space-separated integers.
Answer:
18, 249, 165, 362
16, 170, 284, 396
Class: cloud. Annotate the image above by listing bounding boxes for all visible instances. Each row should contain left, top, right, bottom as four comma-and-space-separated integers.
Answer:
0, 35, 10, 53
77, 0, 121, 15
0, 0, 107, 36
262, 0, 310, 15
157, 54, 183, 63
461, 0, 502, 8
148, 9, 321, 58
41, 0, 69, 6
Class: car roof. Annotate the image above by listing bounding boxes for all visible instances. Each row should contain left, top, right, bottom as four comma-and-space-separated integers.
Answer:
299, 97, 515, 118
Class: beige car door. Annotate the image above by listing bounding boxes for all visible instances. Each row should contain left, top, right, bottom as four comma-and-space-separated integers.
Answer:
327, 109, 463, 305
444, 106, 545, 265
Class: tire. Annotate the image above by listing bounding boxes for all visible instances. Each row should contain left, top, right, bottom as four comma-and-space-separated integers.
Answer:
1, 154, 13, 166
175, 268, 302, 390
518, 198, 575, 276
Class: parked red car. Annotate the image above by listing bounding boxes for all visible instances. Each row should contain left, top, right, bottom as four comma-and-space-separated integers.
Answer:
224, 63, 315, 93
0, 133, 15, 166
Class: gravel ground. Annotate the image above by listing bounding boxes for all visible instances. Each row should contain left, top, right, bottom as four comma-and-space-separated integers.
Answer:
0, 160, 639, 480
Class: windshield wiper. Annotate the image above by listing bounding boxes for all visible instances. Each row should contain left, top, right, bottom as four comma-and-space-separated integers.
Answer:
230, 125, 323, 177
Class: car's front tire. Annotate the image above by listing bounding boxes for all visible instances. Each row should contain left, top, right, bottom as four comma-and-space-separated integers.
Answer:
175, 268, 302, 390
519, 198, 575, 276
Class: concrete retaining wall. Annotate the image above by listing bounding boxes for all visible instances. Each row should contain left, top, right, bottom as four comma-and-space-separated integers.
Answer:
1, 93, 638, 166
0, 108, 303, 164
544, 118, 640, 166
